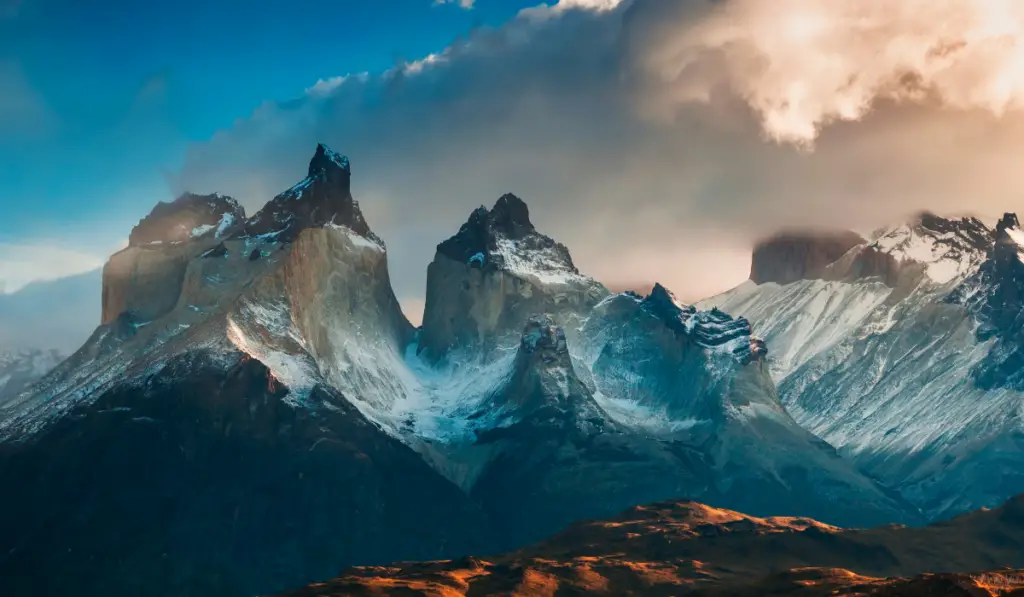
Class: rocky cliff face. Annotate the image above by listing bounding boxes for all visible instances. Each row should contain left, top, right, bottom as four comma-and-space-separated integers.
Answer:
461, 315, 707, 547
418, 194, 607, 362
102, 193, 246, 325
578, 284, 908, 528
948, 213, 1024, 390
702, 212, 1024, 521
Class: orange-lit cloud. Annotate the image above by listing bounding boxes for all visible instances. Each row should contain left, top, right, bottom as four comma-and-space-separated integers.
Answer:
638, 0, 1024, 144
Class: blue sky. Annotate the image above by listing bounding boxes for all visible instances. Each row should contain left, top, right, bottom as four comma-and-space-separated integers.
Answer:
0, 0, 537, 289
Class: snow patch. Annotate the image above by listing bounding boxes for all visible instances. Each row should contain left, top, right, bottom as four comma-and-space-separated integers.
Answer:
1005, 226, 1024, 263
326, 222, 384, 252
320, 145, 350, 171
215, 212, 235, 237
872, 224, 983, 284
227, 300, 318, 406
492, 237, 589, 286
190, 224, 215, 237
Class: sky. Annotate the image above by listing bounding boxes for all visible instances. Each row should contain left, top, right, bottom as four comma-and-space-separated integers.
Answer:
6, 0, 1024, 327
0, 0, 537, 289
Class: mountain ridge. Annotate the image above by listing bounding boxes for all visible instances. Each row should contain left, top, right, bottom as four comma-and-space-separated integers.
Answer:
275, 493, 1024, 597
701, 210, 1024, 521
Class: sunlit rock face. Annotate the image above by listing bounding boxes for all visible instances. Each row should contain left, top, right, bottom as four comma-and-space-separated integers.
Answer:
102, 193, 246, 325
702, 212, 1024, 521
418, 193, 608, 363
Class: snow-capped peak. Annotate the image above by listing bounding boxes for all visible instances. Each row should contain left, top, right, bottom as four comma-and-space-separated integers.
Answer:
436, 194, 593, 288
241, 144, 379, 244
868, 213, 991, 284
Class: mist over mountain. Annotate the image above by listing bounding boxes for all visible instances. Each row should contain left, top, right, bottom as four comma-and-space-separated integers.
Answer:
0, 269, 101, 353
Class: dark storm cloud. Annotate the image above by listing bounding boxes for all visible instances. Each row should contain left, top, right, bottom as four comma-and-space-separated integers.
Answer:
176, 0, 1024, 313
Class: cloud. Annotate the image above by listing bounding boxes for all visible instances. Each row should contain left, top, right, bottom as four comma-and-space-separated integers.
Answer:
633, 0, 1024, 144
176, 0, 1024, 312
0, 243, 106, 295
434, 0, 475, 8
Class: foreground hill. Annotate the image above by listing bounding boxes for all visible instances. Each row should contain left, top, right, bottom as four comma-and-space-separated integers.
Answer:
279, 495, 1024, 596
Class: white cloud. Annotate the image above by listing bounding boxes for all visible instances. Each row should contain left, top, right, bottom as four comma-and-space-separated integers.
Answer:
433, 0, 475, 9
176, 0, 1024, 305
637, 0, 1024, 144
0, 243, 105, 294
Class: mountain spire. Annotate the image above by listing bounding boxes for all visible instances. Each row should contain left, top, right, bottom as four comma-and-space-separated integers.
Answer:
242, 143, 376, 243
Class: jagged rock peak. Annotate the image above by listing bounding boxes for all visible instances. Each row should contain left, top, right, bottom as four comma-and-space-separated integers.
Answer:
242, 143, 378, 244
491, 193, 535, 236
912, 211, 992, 250
996, 213, 1022, 238
643, 284, 767, 363
750, 229, 866, 285
490, 314, 605, 424
435, 194, 582, 284
945, 212, 1024, 389
308, 142, 351, 176
991, 213, 1024, 264
128, 192, 245, 247
519, 315, 571, 367
863, 212, 994, 285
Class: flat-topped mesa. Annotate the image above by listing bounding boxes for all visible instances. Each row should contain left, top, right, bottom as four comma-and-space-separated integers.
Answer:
750, 229, 865, 285
419, 194, 608, 362
242, 143, 379, 244
128, 193, 245, 247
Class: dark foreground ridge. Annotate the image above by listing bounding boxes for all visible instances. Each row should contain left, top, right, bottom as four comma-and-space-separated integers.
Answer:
277, 495, 1024, 596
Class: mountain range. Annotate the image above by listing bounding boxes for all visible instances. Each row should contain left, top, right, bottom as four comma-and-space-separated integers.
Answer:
2, 144, 1024, 597
700, 211, 1024, 520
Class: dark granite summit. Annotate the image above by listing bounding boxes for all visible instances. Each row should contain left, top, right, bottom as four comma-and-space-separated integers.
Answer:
750, 230, 866, 285
242, 143, 378, 243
